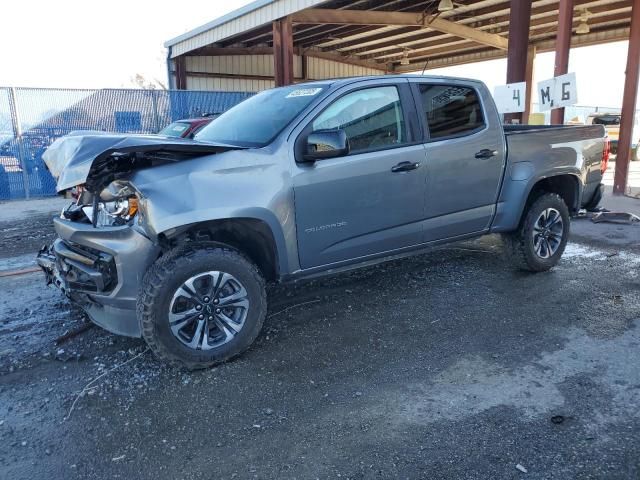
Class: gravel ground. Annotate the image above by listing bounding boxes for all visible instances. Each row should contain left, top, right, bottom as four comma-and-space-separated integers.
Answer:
1, 217, 639, 479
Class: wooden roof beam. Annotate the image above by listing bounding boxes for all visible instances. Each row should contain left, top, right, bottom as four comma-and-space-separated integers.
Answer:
291, 9, 508, 50
365, 6, 632, 61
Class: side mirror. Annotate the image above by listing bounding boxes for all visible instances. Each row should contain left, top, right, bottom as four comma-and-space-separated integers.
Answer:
302, 129, 349, 162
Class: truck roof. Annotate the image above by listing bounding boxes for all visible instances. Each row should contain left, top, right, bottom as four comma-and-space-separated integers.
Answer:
295, 74, 485, 88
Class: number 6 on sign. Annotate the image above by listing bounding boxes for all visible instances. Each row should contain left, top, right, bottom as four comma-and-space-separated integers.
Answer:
493, 82, 527, 113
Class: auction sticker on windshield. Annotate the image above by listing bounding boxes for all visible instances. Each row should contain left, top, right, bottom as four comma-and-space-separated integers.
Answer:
286, 88, 323, 98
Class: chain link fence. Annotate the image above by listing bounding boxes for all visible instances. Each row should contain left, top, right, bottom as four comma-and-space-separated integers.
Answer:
0, 88, 252, 200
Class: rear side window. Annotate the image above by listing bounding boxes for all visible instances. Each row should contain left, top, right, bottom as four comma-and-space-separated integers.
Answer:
312, 86, 406, 153
418, 84, 485, 140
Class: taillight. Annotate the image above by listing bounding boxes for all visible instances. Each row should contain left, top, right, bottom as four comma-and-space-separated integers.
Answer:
601, 137, 610, 174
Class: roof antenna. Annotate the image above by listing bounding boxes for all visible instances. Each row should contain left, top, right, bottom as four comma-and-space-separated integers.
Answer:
421, 59, 429, 75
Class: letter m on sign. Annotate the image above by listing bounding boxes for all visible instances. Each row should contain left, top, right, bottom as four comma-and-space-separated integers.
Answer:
537, 78, 556, 112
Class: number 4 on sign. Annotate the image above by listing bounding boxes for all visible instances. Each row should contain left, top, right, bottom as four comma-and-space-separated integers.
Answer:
493, 82, 526, 113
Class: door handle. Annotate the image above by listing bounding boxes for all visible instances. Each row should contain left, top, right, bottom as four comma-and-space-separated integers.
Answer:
391, 161, 420, 172
475, 149, 498, 159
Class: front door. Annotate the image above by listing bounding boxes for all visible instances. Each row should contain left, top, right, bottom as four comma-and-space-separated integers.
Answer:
292, 84, 427, 270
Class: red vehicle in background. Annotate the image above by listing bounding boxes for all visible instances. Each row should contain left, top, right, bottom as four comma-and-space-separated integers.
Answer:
157, 114, 220, 139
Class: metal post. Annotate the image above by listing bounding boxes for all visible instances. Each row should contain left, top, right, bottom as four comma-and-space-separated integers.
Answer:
505, 0, 532, 124
150, 90, 161, 133
175, 56, 187, 90
613, 0, 640, 195
273, 17, 294, 87
8, 87, 30, 199
523, 46, 537, 124
551, 0, 574, 125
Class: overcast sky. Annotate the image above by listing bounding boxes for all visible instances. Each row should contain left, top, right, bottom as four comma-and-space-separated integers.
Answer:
0, 0, 635, 108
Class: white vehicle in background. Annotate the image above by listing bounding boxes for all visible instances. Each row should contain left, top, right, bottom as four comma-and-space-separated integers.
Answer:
586, 112, 639, 161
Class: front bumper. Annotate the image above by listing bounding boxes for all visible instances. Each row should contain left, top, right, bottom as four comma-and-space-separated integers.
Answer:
37, 217, 161, 337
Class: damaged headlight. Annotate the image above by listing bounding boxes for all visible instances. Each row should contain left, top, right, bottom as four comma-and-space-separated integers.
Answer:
62, 181, 140, 227
83, 197, 138, 227
99, 180, 136, 202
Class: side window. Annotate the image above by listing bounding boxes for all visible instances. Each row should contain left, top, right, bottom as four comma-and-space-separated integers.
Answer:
312, 86, 406, 153
418, 84, 485, 140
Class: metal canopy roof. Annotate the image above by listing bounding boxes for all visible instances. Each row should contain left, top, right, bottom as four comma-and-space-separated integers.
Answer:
167, 0, 633, 72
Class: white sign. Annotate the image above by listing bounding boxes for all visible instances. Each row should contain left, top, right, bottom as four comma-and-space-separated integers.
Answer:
493, 82, 527, 113
537, 72, 578, 112
286, 88, 323, 98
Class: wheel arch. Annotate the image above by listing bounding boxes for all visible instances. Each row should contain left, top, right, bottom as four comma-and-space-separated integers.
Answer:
492, 173, 581, 233
159, 217, 283, 282
524, 174, 581, 215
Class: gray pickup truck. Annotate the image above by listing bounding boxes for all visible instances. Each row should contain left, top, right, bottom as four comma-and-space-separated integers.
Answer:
38, 75, 607, 368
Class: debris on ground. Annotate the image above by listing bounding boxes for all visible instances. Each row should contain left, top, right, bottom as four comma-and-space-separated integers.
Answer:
516, 464, 528, 473
551, 415, 565, 424
591, 211, 640, 225
54, 322, 95, 345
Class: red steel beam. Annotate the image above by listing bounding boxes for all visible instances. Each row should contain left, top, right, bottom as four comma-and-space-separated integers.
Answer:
273, 17, 294, 87
613, 0, 640, 194
505, 0, 532, 124
175, 56, 187, 90
551, 0, 575, 125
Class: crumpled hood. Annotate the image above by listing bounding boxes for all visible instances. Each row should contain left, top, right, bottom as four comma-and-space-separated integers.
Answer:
43, 131, 242, 192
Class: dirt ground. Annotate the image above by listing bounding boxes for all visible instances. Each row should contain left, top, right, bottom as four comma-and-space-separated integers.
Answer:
1, 200, 639, 479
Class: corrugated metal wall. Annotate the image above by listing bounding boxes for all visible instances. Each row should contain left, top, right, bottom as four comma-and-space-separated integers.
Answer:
186, 76, 275, 92
178, 54, 385, 92
306, 57, 385, 79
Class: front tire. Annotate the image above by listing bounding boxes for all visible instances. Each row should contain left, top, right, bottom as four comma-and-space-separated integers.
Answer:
137, 245, 267, 369
503, 193, 570, 272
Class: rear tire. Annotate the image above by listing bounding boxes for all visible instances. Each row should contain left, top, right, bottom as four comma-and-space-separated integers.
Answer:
503, 193, 570, 272
137, 245, 267, 369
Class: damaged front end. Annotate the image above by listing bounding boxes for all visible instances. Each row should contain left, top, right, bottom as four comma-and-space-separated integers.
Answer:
36, 213, 161, 337
36, 132, 240, 337
38, 239, 116, 294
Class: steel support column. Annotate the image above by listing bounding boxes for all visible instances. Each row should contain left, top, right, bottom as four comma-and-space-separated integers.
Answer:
523, 46, 537, 123
505, 0, 532, 124
273, 17, 294, 87
613, 0, 640, 195
551, 0, 574, 125
175, 56, 187, 90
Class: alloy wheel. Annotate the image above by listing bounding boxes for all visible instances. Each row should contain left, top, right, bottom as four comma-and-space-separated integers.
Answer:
532, 207, 564, 259
168, 271, 249, 350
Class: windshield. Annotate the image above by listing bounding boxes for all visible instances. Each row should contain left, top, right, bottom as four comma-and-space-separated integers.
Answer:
195, 85, 328, 147
159, 122, 190, 137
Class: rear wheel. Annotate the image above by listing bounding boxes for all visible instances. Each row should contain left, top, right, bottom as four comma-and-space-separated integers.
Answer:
503, 192, 570, 272
138, 245, 266, 369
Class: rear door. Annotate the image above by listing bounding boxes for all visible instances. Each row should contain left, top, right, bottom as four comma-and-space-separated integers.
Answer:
410, 79, 506, 242
291, 81, 427, 269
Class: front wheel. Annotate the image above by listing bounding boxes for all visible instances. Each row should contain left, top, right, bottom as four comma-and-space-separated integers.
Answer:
503, 192, 570, 272
137, 245, 267, 369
